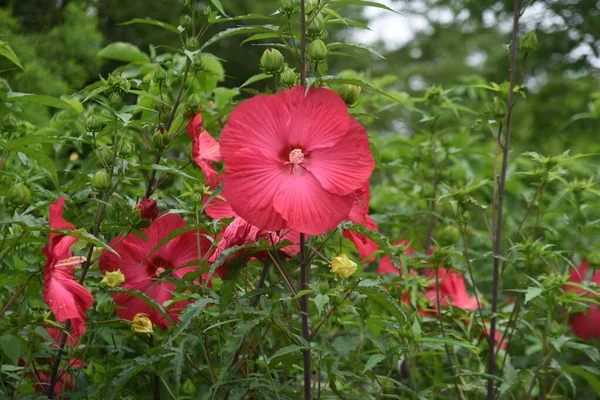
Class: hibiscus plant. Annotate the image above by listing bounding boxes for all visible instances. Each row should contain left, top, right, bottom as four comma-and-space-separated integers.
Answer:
0, 1, 599, 399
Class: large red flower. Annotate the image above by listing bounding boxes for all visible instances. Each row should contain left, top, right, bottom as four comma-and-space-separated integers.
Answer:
343, 184, 379, 261
42, 198, 94, 337
188, 112, 222, 186
99, 214, 212, 328
565, 260, 600, 340
220, 86, 374, 235
424, 268, 479, 311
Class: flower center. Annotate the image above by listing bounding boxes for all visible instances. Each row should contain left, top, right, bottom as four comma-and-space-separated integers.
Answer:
55, 256, 86, 268
288, 148, 305, 165
147, 256, 171, 279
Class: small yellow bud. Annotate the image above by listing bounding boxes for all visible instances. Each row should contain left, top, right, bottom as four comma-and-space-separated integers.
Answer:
330, 253, 357, 279
131, 313, 153, 334
101, 269, 126, 288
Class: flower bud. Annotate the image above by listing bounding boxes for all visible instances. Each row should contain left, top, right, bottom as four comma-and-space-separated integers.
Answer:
189, 191, 203, 209
280, 67, 297, 88
86, 114, 105, 133
152, 66, 168, 84
131, 313, 153, 334
151, 129, 171, 151
316, 280, 330, 295
484, 96, 507, 120
2, 114, 18, 133
182, 379, 196, 395
100, 269, 126, 288
8, 183, 31, 206
424, 85, 444, 106
91, 170, 111, 192
337, 84, 361, 107
278, 0, 298, 15
307, 16, 325, 39
108, 92, 123, 110
436, 225, 460, 247
191, 54, 205, 73
519, 30, 538, 52
260, 48, 285, 75
118, 140, 135, 158
330, 253, 357, 279
198, 5, 212, 20
94, 147, 113, 165
135, 199, 159, 220
307, 39, 328, 63
179, 14, 193, 30
186, 37, 199, 51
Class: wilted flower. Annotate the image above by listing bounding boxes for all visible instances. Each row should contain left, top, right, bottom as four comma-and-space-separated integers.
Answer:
330, 253, 357, 279
131, 313, 153, 333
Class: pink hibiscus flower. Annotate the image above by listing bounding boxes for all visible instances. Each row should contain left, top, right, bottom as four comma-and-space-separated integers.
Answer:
377, 240, 414, 275
424, 268, 479, 311
42, 198, 94, 337
99, 214, 213, 328
220, 86, 374, 235
565, 260, 600, 340
343, 184, 379, 261
186, 113, 203, 139
209, 216, 279, 263
187, 112, 222, 186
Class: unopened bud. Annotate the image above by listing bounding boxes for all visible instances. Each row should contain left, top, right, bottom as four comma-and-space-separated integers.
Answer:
86, 114, 105, 133
189, 191, 203, 208
519, 30, 538, 52
330, 253, 357, 279
260, 48, 284, 75
118, 140, 135, 158
94, 147, 113, 165
135, 199, 158, 220
152, 66, 168, 84
8, 183, 31, 206
108, 92, 123, 110
191, 54, 205, 73
436, 225, 460, 247
307, 16, 325, 39
131, 313, 153, 334
179, 14, 193, 30
100, 269, 126, 288
186, 37, 199, 51
151, 129, 171, 151
2, 114, 18, 133
337, 84, 361, 107
307, 39, 328, 63
198, 5, 212, 20
280, 68, 297, 88
91, 170, 111, 192
424, 85, 444, 106
316, 280, 330, 295
278, 0, 298, 15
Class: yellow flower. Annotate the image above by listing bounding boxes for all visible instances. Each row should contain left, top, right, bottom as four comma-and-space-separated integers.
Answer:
100, 269, 126, 288
330, 254, 357, 279
131, 313, 153, 334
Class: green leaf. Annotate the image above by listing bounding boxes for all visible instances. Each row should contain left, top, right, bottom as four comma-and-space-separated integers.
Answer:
269, 345, 305, 366
209, 0, 228, 16
241, 33, 286, 45
239, 73, 271, 88
169, 297, 218, 343
6, 92, 75, 110
0, 41, 24, 70
15, 147, 58, 185
312, 75, 401, 103
201, 26, 278, 51
210, 13, 274, 24
314, 294, 329, 316
562, 365, 600, 397
120, 18, 182, 34
357, 281, 406, 324
1, 334, 21, 365
363, 354, 386, 373
97, 42, 149, 64
328, 42, 386, 59
332, 0, 400, 14
524, 286, 543, 305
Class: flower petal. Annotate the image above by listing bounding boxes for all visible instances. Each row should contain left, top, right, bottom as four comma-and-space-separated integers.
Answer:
308, 117, 374, 196
272, 171, 355, 235
277, 86, 350, 152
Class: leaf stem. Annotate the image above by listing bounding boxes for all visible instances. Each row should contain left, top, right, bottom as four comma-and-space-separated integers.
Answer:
300, 232, 312, 400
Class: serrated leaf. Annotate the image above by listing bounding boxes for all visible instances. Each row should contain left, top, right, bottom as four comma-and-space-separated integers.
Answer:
269, 345, 305, 366
107, 353, 173, 399
524, 286, 543, 305
169, 297, 218, 343
363, 354, 386, 373
97, 42, 149, 64
357, 283, 406, 324
314, 294, 329, 316
15, 147, 58, 185
0, 41, 24, 70
120, 18, 182, 34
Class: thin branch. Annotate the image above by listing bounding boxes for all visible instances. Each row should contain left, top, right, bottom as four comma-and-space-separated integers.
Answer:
487, 1, 520, 399
300, 232, 312, 400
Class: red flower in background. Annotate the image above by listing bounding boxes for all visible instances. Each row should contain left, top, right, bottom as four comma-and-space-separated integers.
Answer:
220, 86, 374, 235
42, 198, 94, 337
99, 214, 213, 328
135, 198, 158, 220
186, 113, 203, 139
424, 268, 479, 311
343, 184, 379, 261
565, 260, 600, 340
187, 112, 222, 186
208, 216, 276, 263
378, 240, 414, 275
